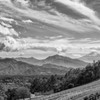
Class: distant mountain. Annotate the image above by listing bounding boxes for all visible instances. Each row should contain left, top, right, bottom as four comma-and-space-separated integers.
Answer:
43, 55, 87, 68
16, 57, 40, 65
0, 58, 69, 75
16, 55, 87, 68
79, 52, 100, 63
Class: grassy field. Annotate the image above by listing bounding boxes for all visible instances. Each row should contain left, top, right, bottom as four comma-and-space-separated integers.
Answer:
30, 79, 100, 100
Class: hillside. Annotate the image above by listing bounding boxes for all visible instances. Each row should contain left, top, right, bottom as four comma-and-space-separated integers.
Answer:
32, 79, 100, 100
16, 55, 87, 68
0, 58, 69, 75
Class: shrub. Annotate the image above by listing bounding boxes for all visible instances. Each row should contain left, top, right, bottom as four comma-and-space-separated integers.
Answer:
6, 87, 30, 100
16, 87, 30, 100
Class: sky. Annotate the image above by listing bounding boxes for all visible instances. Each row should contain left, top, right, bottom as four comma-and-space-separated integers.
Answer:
0, 0, 100, 59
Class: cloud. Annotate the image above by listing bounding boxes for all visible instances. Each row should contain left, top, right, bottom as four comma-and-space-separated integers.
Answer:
1, 0, 100, 58
22, 19, 33, 23
2, 0, 100, 32
0, 23, 19, 36
0, 36, 19, 51
0, 36, 71, 52
0, 16, 15, 23
56, 0, 100, 25
1, 36, 100, 57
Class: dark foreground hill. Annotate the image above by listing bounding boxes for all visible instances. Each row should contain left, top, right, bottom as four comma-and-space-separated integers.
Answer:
0, 58, 70, 75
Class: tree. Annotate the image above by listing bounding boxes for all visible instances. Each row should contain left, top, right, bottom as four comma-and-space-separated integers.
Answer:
16, 87, 30, 100
84, 96, 88, 100
5, 89, 16, 100
30, 78, 41, 93
47, 75, 57, 91
6, 87, 30, 100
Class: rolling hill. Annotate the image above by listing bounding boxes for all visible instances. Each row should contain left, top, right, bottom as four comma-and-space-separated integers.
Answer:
16, 54, 87, 68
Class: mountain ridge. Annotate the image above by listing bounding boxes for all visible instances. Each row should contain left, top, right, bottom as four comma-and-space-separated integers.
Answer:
0, 57, 71, 75
79, 52, 100, 63
0, 54, 87, 75
16, 54, 87, 68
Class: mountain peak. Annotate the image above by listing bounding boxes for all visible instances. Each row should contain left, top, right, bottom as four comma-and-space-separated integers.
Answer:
45, 54, 68, 60
44, 54, 87, 68
87, 52, 100, 57
79, 52, 100, 63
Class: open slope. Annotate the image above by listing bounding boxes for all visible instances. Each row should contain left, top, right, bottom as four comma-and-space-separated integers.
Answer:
31, 79, 100, 100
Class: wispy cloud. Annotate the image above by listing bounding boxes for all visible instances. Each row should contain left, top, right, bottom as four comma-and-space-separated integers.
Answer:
2, 0, 100, 32
56, 0, 100, 26
1, 0, 100, 58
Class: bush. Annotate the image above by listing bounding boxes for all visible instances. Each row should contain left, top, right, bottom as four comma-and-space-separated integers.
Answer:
6, 87, 30, 100
83, 92, 100, 100
16, 87, 30, 99
0, 96, 4, 100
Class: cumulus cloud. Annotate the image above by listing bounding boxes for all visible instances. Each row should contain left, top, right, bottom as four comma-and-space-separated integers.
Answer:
0, 36, 19, 51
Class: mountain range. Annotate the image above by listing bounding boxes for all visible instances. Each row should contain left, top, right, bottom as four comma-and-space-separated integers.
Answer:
0, 54, 87, 76
0, 58, 70, 75
16, 54, 87, 68
0, 52, 99, 75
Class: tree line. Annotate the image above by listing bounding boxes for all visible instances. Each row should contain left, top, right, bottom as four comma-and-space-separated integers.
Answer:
30, 61, 100, 94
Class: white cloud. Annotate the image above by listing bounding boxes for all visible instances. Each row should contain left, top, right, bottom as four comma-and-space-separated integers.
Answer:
1, 22, 12, 28
0, 16, 15, 23
1, 0, 100, 58
56, 0, 100, 26
0, 36, 100, 58
0, 24, 19, 36
15, 0, 30, 7
22, 20, 33, 23
2, 0, 100, 32
0, 36, 71, 52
